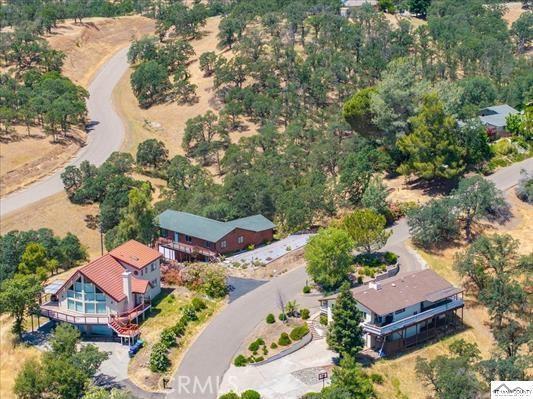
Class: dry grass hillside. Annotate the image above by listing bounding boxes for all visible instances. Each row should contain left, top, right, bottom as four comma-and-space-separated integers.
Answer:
371, 189, 532, 398
116, 16, 258, 157
0, 16, 155, 197
46, 16, 155, 86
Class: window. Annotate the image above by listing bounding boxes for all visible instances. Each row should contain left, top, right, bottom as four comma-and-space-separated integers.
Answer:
185, 235, 192, 243
395, 308, 405, 315
220, 240, 227, 248
65, 276, 106, 314
237, 236, 244, 244
205, 241, 212, 248
151, 262, 156, 272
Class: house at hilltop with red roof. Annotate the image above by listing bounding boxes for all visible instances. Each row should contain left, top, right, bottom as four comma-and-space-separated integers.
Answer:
40, 240, 162, 342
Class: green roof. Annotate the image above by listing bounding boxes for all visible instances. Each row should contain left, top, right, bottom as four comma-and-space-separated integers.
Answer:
157, 210, 275, 242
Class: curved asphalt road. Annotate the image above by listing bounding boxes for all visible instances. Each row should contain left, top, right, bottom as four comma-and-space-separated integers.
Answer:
0, 47, 129, 217
171, 156, 533, 399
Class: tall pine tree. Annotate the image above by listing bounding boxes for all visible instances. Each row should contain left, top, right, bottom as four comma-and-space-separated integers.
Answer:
327, 283, 364, 358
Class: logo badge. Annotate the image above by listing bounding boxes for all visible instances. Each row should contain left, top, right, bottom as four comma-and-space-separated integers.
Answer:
491, 381, 533, 398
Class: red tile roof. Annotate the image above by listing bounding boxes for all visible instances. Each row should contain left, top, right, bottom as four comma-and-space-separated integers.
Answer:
59, 254, 152, 302
109, 240, 162, 270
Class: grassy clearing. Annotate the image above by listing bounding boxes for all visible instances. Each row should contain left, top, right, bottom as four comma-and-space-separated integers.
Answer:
0, 316, 42, 399
128, 287, 225, 391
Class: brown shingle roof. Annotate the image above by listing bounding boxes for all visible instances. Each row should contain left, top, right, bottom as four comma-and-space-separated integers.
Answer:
324, 269, 462, 316
109, 240, 162, 270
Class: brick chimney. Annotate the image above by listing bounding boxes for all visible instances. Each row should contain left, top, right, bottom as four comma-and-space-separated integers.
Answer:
122, 271, 133, 308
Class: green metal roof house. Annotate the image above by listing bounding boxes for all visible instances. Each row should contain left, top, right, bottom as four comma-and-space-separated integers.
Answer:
156, 210, 275, 261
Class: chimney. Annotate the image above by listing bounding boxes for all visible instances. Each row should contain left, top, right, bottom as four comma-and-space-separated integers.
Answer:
122, 271, 133, 308
369, 281, 381, 290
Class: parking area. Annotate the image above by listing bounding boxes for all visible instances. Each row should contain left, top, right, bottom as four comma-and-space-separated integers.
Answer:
224, 234, 313, 267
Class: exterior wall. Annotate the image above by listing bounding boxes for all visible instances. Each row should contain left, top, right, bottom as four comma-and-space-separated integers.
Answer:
161, 227, 274, 256
215, 228, 273, 254
120, 259, 162, 299
56, 273, 127, 316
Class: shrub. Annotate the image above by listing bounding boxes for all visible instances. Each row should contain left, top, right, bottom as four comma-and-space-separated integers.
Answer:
241, 390, 261, 399
149, 342, 170, 372
384, 251, 398, 265
270, 342, 278, 349
172, 320, 187, 337
302, 285, 311, 294
160, 327, 177, 348
516, 170, 533, 204
320, 314, 328, 326
357, 276, 363, 284
371, 373, 384, 384
248, 340, 261, 352
278, 332, 292, 346
254, 356, 264, 362
289, 324, 309, 341
191, 297, 207, 312
255, 337, 265, 346
300, 308, 310, 320
262, 347, 268, 355
219, 392, 240, 399
491, 139, 516, 156
233, 354, 247, 367
278, 313, 287, 321
266, 313, 275, 324
182, 305, 198, 321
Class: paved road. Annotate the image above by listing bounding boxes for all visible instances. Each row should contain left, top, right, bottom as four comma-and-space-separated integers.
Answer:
171, 157, 533, 399
0, 47, 129, 217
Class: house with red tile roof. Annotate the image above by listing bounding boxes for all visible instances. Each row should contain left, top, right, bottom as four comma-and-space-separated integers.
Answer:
40, 240, 162, 341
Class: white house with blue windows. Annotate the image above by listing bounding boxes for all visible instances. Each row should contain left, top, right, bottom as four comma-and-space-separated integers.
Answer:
40, 240, 162, 342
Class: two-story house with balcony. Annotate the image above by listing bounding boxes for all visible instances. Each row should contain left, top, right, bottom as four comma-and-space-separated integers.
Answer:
320, 269, 464, 356
156, 210, 275, 262
40, 240, 162, 343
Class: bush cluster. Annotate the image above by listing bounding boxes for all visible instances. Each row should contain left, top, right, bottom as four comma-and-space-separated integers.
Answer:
149, 297, 209, 373
277, 332, 292, 346
266, 313, 275, 324
300, 308, 310, 320
289, 324, 309, 341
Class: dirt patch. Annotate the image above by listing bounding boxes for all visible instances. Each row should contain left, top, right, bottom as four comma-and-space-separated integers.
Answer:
0, 130, 83, 196
0, 192, 102, 259
115, 16, 258, 158
382, 12, 427, 29
46, 16, 155, 87
503, 2, 527, 26
0, 315, 42, 399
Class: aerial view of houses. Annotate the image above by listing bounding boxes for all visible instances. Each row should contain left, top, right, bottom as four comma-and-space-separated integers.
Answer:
0, 1, 531, 399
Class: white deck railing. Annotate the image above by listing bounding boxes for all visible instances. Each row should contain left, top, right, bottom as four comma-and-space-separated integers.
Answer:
363, 299, 464, 336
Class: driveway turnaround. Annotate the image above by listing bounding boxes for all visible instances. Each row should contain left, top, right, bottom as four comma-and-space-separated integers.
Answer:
219, 339, 335, 398
0, 47, 129, 216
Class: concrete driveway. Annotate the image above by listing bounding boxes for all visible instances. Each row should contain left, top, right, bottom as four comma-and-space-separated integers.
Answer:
224, 234, 313, 266
219, 339, 335, 399
92, 341, 130, 383
0, 47, 129, 216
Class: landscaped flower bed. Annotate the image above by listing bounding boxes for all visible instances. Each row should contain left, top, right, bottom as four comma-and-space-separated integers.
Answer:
354, 251, 398, 279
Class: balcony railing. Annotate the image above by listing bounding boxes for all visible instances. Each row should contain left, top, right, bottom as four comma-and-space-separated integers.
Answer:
157, 238, 217, 258
40, 301, 151, 326
363, 299, 464, 336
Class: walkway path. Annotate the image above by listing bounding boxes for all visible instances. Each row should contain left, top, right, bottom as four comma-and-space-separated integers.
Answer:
0, 47, 129, 216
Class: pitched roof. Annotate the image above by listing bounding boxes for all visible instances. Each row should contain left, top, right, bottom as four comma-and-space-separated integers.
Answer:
479, 104, 519, 128
59, 254, 152, 302
157, 210, 275, 242
110, 240, 162, 269
323, 269, 462, 316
